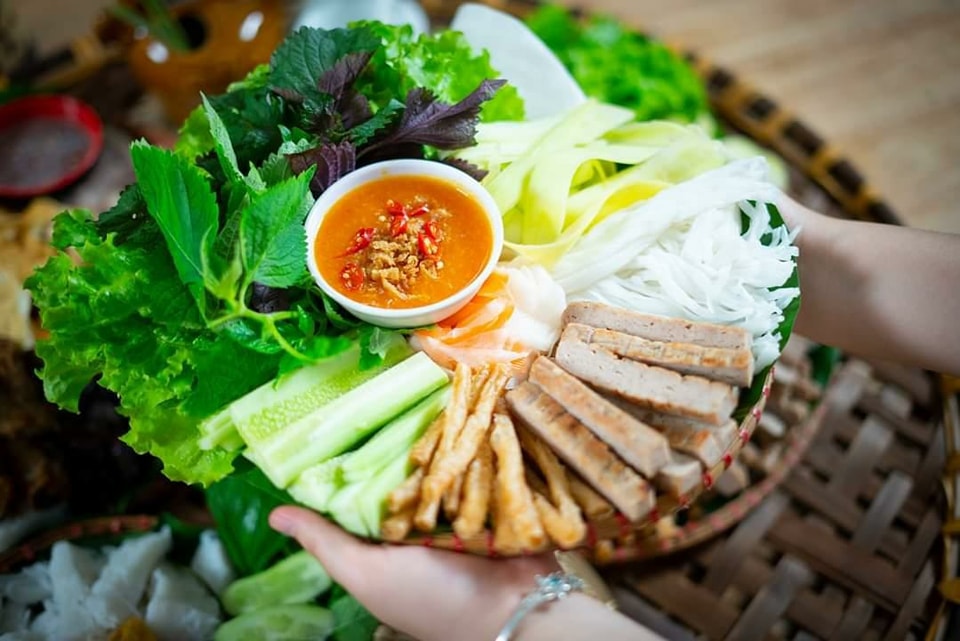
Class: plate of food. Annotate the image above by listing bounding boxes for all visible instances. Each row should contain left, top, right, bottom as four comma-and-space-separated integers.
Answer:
24, 3, 800, 557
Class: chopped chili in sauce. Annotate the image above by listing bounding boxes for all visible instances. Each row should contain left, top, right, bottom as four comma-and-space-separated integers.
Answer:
315, 175, 492, 309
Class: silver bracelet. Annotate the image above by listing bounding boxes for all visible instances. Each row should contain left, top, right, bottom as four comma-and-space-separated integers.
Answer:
494, 572, 586, 641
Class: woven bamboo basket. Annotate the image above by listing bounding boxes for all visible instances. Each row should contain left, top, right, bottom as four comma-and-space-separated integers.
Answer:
606, 357, 946, 640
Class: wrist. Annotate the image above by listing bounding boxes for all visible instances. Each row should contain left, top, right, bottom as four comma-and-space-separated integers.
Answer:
493, 573, 586, 641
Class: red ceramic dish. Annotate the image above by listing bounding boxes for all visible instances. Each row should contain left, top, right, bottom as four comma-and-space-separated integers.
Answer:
0, 95, 104, 199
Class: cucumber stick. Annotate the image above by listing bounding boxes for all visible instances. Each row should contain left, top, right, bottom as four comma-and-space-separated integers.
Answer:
213, 604, 334, 641
288, 455, 348, 513
325, 482, 368, 536
254, 352, 449, 488
326, 454, 412, 538
340, 385, 450, 484
221, 551, 332, 616
199, 338, 412, 451
357, 454, 412, 537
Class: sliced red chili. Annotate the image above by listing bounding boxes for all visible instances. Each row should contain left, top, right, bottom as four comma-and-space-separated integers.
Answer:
339, 227, 375, 256
409, 203, 430, 217
340, 263, 364, 290
418, 231, 439, 257
386, 199, 406, 217
424, 220, 440, 241
390, 212, 409, 237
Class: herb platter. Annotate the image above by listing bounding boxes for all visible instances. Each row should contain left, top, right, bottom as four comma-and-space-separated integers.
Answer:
26, 4, 800, 557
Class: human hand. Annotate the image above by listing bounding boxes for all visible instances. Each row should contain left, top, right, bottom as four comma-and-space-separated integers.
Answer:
269, 506, 558, 641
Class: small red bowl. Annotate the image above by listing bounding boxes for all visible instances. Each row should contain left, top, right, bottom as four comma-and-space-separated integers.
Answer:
0, 95, 104, 199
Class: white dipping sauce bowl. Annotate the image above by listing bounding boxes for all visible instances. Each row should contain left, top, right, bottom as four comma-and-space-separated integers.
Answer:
304, 159, 504, 329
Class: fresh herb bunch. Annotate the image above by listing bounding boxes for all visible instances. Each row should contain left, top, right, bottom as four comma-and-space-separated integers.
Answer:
526, 4, 709, 124
26, 24, 517, 487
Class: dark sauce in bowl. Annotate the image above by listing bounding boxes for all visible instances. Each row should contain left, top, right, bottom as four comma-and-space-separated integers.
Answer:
0, 118, 92, 191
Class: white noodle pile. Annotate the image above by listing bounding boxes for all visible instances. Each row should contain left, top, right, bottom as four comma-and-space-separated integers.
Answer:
552, 158, 800, 370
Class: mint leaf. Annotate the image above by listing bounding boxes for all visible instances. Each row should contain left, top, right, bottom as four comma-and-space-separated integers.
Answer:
202, 94, 246, 187
131, 141, 219, 300
206, 88, 286, 169
258, 152, 294, 186
239, 171, 315, 288
270, 26, 380, 105
175, 104, 215, 160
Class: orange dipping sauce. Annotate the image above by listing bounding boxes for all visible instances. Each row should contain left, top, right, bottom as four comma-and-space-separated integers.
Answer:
315, 175, 494, 310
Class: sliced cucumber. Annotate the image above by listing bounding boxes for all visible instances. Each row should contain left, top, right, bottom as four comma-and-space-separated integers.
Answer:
254, 352, 449, 488
340, 385, 450, 484
289, 455, 349, 513
221, 551, 332, 616
355, 453, 413, 538
213, 604, 334, 641
199, 339, 411, 451
325, 482, 369, 537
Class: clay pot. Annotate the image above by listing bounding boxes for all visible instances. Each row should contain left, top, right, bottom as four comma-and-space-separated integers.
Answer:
125, 0, 286, 124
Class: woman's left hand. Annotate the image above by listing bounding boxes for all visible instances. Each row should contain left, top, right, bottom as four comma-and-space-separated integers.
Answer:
269, 506, 558, 641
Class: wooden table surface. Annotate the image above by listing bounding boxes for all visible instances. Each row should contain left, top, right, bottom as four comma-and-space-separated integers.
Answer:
571, 0, 960, 233
17, 0, 960, 232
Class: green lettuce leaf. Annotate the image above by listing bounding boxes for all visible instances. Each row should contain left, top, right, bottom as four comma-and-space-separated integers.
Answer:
26, 211, 242, 484
355, 21, 524, 122
527, 5, 708, 123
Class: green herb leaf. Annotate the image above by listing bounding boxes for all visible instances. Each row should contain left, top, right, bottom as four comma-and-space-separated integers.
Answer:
202, 94, 246, 187
183, 334, 283, 418
206, 88, 286, 169
239, 170, 315, 288
355, 21, 524, 122
206, 465, 293, 577
93, 183, 156, 246
331, 593, 379, 641
348, 98, 403, 146
131, 141, 220, 301
270, 26, 380, 105
526, 5, 708, 123
258, 152, 294, 186
50, 208, 100, 250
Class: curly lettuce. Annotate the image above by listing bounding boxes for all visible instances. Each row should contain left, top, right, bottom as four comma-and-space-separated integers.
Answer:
526, 5, 709, 124
355, 21, 524, 122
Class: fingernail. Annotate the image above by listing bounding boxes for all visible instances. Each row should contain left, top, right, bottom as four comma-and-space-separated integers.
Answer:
269, 509, 296, 536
